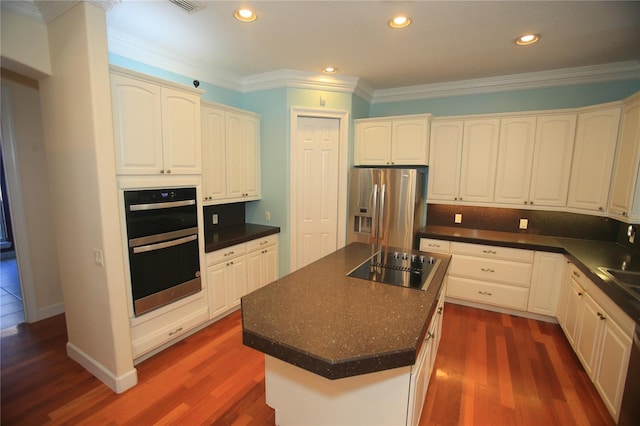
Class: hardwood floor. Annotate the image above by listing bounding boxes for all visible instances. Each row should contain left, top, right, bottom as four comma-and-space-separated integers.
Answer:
1, 303, 614, 425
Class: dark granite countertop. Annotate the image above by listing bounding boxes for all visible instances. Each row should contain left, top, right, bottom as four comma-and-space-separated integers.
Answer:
204, 223, 280, 253
241, 242, 451, 380
417, 225, 640, 322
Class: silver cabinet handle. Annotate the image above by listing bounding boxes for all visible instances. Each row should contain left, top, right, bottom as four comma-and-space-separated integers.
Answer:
129, 199, 196, 211
379, 184, 386, 242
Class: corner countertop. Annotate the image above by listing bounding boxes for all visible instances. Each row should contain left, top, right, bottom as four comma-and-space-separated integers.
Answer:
204, 223, 280, 253
241, 242, 451, 380
417, 225, 640, 322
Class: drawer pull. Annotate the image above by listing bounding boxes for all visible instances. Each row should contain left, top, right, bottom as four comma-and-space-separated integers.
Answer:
482, 250, 497, 254
597, 312, 607, 320
168, 327, 183, 336
578, 292, 583, 297
260, 240, 269, 245
224, 251, 235, 257
437, 307, 443, 314
480, 268, 495, 273
572, 270, 580, 278
425, 331, 434, 341
428, 243, 441, 248
478, 291, 493, 296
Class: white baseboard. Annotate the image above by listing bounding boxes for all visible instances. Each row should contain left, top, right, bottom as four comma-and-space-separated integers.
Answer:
67, 342, 138, 393
36, 302, 65, 321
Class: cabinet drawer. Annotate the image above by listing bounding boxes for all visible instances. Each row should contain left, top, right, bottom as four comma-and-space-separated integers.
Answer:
419, 238, 450, 253
447, 275, 530, 311
131, 292, 209, 358
247, 234, 278, 252
449, 254, 532, 287
451, 242, 534, 262
206, 242, 247, 265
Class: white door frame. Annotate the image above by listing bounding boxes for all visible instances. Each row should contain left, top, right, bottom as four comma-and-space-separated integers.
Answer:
289, 107, 349, 272
1, 86, 38, 323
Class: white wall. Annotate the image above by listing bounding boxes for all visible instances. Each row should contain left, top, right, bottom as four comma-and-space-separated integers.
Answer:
38, 2, 136, 393
1, 73, 64, 319
0, 7, 51, 78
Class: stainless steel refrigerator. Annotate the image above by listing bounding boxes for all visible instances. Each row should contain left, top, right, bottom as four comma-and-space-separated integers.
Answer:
348, 168, 426, 251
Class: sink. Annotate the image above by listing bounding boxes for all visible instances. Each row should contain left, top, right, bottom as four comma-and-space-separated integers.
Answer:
598, 267, 640, 299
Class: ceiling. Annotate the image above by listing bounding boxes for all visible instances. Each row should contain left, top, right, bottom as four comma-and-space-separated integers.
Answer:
104, 0, 640, 94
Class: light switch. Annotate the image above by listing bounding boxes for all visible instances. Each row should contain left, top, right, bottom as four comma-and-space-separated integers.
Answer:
94, 249, 105, 267
454, 214, 462, 224
519, 219, 528, 229
265, 211, 271, 221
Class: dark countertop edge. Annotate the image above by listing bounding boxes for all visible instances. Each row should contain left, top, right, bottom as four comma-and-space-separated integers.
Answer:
205, 223, 281, 253
242, 329, 415, 380
417, 226, 640, 321
241, 249, 451, 380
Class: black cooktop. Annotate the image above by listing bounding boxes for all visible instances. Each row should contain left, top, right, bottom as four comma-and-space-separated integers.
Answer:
347, 250, 440, 291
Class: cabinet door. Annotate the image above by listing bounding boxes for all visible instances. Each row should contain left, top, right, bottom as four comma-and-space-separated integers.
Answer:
391, 118, 429, 165
594, 316, 632, 421
494, 116, 536, 205
427, 120, 464, 201
529, 114, 576, 206
207, 262, 229, 318
246, 250, 263, 294
226, 112, 246, 199
576, 292, 605, 379
563, 277, 584, 348
459, 119, 500, 203
528, 252, 565, 316
608, 95, 640, 219
567, 107, 621, 212
556, 261, 572, 329
111, 74, 163, 175
263, 245, 279, 285
355, 121, 392, 165
227, 256, 247, 307
161, 87, 201, 174
201, 106, 226, 202
242, 115, 261, 198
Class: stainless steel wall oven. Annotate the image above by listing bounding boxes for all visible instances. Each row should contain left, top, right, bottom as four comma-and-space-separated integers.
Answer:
124, 187, 201, 316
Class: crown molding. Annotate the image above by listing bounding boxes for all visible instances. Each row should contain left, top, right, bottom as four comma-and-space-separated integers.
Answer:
107, 28, 243, 92
371, 61, 640, 104
241, 69, 361, 95
1, 0, 43, 21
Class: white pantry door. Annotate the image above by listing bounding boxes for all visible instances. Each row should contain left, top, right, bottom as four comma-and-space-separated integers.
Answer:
294, 117, 340, 269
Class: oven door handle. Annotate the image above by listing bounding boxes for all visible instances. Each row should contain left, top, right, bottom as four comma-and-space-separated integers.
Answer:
129, 199, 196, 212
132, 234, 197, 254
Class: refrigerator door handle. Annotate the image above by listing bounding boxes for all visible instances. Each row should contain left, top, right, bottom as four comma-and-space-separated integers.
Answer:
379, 184, 386, 244
372, 183, 379, 243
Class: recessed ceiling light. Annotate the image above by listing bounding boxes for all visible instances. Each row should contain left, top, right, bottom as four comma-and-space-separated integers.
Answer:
234, 8, 256, 22
389, 16, 411, 29
516, 33, 540, 45
322, 67, 338, 74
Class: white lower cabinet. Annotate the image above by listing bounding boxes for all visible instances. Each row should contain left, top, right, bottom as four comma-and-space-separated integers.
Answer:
559, 263, 634, 422
408, 284, 446, 426
130, 291, 209, 359
206, 235, 278, 319
527, 251, 565, 316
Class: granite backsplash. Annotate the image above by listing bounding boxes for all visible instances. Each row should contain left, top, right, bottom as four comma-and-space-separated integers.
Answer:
203, 202, 245, 235
426, 204, 638, 254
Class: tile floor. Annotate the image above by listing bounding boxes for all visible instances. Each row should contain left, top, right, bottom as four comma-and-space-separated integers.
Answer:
1, 257, 25, 329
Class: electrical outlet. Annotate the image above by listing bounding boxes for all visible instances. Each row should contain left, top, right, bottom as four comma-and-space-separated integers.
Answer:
519, 218, 528, 230
454, 214, 462, 224
212, 214, 219, 225
94, 249, 104, 267
265, 211, 271, 221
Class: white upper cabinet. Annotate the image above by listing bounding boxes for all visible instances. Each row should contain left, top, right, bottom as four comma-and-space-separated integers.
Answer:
567, 105, 621, 213
201, 105, 226, 202
201, 101, 261, 204
110, 70, 202, 175
427, 120, 464, 201
608, 92, 640, 222
355, 115, 430, 166
494, 116, 537, 205
528, 113, 577, 207
458, 119, 501, 203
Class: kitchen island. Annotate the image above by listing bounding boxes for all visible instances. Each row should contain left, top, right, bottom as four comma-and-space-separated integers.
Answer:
241, 242, 450, 425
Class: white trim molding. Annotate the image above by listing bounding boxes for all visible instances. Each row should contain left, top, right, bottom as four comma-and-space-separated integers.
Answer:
67, 342, 138, 393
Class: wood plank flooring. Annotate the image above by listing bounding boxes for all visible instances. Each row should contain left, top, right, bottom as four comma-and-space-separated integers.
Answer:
1, 303, 614, 425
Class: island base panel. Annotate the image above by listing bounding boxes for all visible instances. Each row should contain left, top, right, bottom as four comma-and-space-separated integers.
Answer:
265, 355, 412, 426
